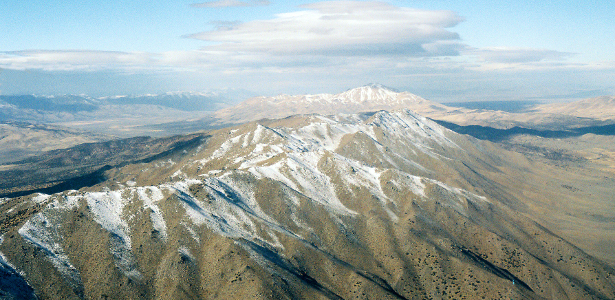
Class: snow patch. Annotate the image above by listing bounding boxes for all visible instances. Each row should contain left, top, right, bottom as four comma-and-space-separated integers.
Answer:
32, 193, 51, 205
178, 246, 195, 261
172, 169, 186, 179
136, 186, 168, 242
18, 213, 83, 290
84, 191, 143, 280
183, 223, 200, 243
367, 110, 460, 157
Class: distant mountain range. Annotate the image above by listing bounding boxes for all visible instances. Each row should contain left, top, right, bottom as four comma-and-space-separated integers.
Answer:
99, 91, 241, 112
0, 121, 106, 164
2, 85, 614, 163
0, 89, 254, 115
214, 85, 615, 131
2, 85, 614, 132
532, 96, 615, 120
0, 95, 98, 113
0, 91, 250, 162
215, 84, 451, 124
0, 90, 254, 139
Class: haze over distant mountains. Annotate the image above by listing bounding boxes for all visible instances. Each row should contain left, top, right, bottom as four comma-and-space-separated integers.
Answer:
215, 85, 615, 130
215, 84, 450, 124
532, 96, 615, 120
0, 85, 614, 299
0, 90, 251, 115
2, 84, 615, 164
3, 85, 615, 135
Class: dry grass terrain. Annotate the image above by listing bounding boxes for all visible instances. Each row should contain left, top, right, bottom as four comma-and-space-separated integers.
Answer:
1, 87, 614, 299
0, 122, 106, 164
1, 110, 613, 299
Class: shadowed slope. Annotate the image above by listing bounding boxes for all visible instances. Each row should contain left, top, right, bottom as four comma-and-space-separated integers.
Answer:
0, 110, 613, 299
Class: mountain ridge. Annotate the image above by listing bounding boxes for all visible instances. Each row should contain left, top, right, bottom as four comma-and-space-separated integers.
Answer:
1, 109, 614, 299
533, 95, 615, 120
215, 85, 450, 124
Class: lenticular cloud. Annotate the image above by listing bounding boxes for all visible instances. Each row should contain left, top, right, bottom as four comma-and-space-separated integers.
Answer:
188, 1, 465, 57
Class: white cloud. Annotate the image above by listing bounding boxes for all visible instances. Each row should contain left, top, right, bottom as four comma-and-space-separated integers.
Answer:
454, 47, 587, 72
0, 50, 157, 71
0, 47, 602, 78
1, 2, 612, 100
188, 1, 465, 57
1, 1, 609, 94
191, 0, 269, 8
476, 47, 575, 63
0, 49, 336, 75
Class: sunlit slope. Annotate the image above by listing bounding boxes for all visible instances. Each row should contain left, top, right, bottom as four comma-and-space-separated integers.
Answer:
1, 110, 613, 299
533, 96, 615, 121
215, 85, 450, 125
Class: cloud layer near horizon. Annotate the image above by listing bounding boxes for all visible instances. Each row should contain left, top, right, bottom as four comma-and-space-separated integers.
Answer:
1, 1, 579, 72
1, 1, 612, 99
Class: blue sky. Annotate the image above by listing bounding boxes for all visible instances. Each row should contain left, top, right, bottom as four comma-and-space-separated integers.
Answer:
1, 0, 614, 102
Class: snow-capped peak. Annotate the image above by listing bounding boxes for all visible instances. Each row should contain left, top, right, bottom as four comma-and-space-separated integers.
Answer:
345, 83, 399, 93
215, 85, 444, 124
336, 84, 400, 104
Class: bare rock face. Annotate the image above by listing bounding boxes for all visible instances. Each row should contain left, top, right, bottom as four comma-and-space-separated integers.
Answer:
1, 109, 614, 299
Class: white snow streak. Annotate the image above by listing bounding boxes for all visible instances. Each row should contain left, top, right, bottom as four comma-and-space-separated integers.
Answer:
6, 109, 491, 285
137, 186, 168, 241
84, 191, 143, 280
18, 212, 83, 289
32, 193, 51, 205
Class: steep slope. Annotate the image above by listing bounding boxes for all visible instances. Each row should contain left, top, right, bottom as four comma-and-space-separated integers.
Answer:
1, 110, 614, 299
215, 84, 451, 124
0, 133, 206, 198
